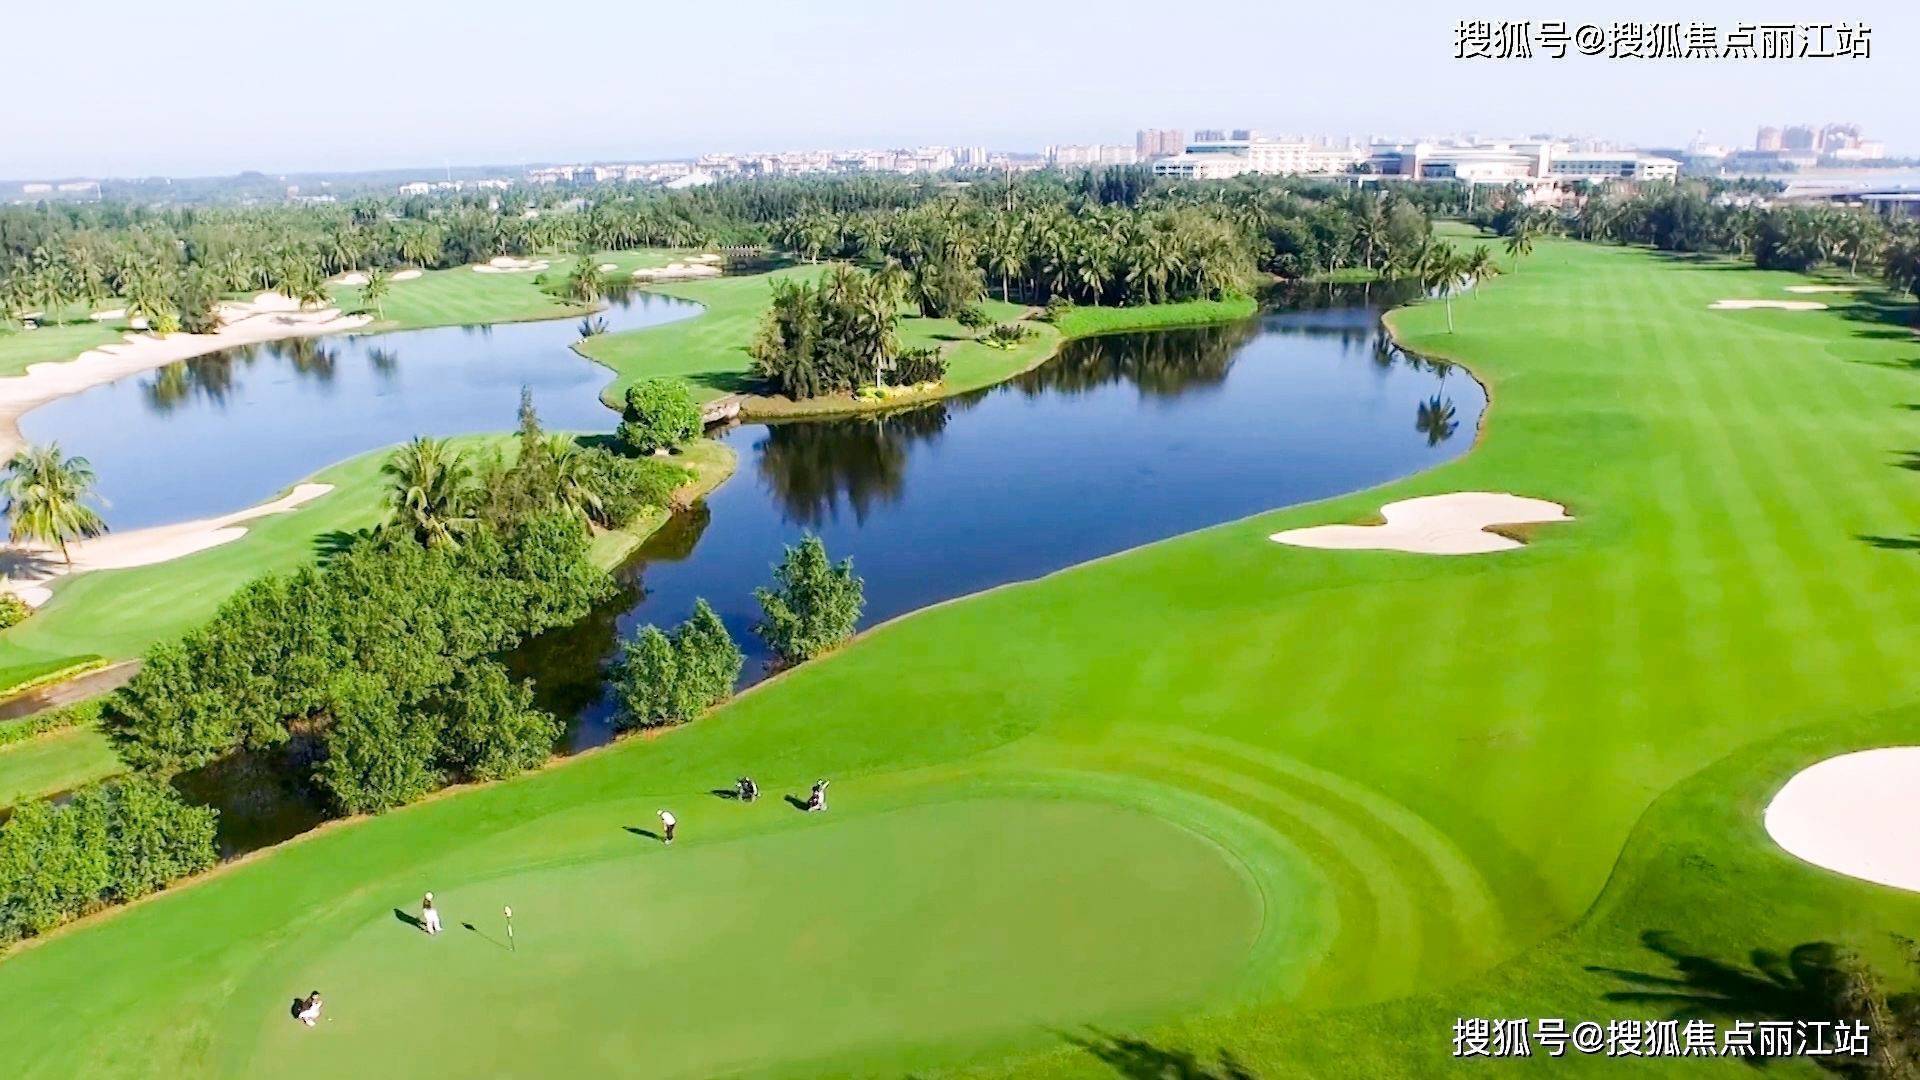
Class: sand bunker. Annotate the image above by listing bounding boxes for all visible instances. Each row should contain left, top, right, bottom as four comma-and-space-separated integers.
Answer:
1784, 285, 1861, 294
1270, 492, 1571, 555
692, 253, 723, 264
89, 308, 125, 321
1765, 748, 1920, 893
392, 269, 422, 281
473, 256, 549, 274
632, 262, 723, 282
0, 293, 369, 455
0, 483, 334, 607
332, 271, 369, 286
598, 263, 618, 272
1710, 299, 1828, 311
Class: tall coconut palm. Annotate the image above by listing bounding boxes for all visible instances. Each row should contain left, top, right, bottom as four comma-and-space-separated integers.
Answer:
361, 266, 392, 319
382, 436, 476, 549
544, 435, 606, 526
1419, 243, 1468, 333
3, 443, 108, 565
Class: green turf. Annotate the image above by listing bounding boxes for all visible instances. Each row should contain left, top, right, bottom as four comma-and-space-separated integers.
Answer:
326, 250, 688, 333
0, 319, 131, 378
6, 239, 1919, 1075
0, 723, 123, 807
1047, 295, 1258, 337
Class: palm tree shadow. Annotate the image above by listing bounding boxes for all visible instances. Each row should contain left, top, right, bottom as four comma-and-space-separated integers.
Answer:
1061, 1029, 1258, 1079
1590, 930, 1860, 1068
312, 528, 372, 561
1859, 533, 1920, 551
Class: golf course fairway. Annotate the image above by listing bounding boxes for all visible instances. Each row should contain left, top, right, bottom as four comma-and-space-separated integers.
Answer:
6, 235, 1920, 1076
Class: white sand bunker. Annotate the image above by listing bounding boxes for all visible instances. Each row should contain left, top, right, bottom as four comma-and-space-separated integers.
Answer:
1271, 492, 1571, 555
392, 268, 422, 281
1710, 299, 1828, 311
1784, 285, 1861, 294
598, 262, 618, 272
1765, 748, 1920, 893
332, 271, 369, 286
89, 308, 125, 321
473, 256, 549, 274
0, 483, 334, 608
632, 261, 722, 281
0, 293, 369, 456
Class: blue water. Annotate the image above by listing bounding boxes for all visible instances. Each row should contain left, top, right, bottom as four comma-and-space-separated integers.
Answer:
506, 283, 1488, 743
19, 291, 700, 530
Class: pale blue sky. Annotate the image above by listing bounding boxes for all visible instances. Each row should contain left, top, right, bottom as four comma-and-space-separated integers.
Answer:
2, 0, 1912, 178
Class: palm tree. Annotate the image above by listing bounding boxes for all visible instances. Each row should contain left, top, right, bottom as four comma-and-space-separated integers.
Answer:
3, 443, 108, 565
381, 436, 476, 549
545, 436, 605, 526
1419, 243, 1468, 332
1462, 245, 1500, 296
361, 267, 392, 319
1503, 225, 1535, 268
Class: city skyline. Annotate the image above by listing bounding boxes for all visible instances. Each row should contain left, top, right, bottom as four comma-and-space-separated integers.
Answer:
1, 0, 1912, 178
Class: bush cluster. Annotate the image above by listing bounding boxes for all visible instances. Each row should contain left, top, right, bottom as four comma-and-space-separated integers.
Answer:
106, 513, 610, 814
0, 776, 217, 945
617, 380, 702, 456
611, 599, 744, 730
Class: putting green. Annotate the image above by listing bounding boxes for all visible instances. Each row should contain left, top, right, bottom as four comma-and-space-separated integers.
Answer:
232, 795, 1267, 1076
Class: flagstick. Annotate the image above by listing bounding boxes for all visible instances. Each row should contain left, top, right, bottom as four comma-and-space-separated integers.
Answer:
504, 905, 515, 953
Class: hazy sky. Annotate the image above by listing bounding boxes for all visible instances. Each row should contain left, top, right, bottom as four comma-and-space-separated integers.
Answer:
2, 0, 1912, 178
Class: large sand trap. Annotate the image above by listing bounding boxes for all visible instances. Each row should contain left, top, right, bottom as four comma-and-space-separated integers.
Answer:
1765, 748, 1920, 893
1270, 492, 1571, 555
473, 256, 549, 274
0, 293, 369, 456
632, 262, 722, 282
1784, 285, 1862, 294
1710, 299, 1828, 311
331, 271, 370, 286
0, 483, 334, 607
391, 269, 422, 281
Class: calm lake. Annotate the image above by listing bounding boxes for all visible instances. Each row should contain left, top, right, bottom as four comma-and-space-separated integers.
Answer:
22, 280, 1484, 850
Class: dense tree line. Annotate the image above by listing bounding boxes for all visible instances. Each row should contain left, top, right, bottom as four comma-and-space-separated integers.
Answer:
0, 173, 1441, 333
749, 264, 947, 398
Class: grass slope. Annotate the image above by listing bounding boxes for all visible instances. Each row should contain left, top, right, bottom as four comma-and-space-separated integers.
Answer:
0, 723, 122, 807
4, 239, 1919, 1075
327, 250, 691, 333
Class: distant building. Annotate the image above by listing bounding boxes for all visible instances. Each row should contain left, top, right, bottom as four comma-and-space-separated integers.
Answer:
1782, 125, 1819, 152
1155, 137, 1362, 179
1047, 144, 1137, 168
1548, 152, 1679, 183
1755, 126, 1783, 152
1134, 128, 1187, 161
20, 183, 51, 195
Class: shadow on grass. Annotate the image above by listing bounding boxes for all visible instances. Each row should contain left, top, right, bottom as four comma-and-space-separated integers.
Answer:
461, 921, 509, 950
1062, 1029, 1257, 1079
1859, 534, 1920, 551
783, 794, 811, 812
1587, 930, 1878, 1071
312, 528, 373, 561
392, 907, 424, 931
624, 825, 662, 841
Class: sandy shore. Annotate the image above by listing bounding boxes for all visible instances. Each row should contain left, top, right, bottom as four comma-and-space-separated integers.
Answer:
1710, 299, 1829, 311
0, 294, 369, 457
473, 256, 548, 274
0, 483, 335, 607
1270, 492, 1571, 555
1765, 748, 1920, 893
632, 262, 722, 281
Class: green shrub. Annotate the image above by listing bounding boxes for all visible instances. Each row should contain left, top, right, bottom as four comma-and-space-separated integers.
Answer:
578, 447, 686, 528
978, 323, 1034, 350
611, 599, 743, 731
754, 535, 864, 666
0, 593, 32, 631
0, 698, 103, 750
0, 776, 217, 945
618, 379, 702, 455
954, 304, 992, 330
892, 346, 948, 385
107, 514, 610, 814
1042, 296, 1076, 322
